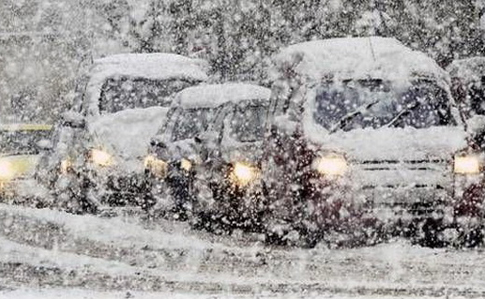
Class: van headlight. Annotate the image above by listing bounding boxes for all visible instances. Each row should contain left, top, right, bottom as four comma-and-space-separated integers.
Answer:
0, 160, 14, 181
314, 155, 348, 176
144, 155, 168, 179
454, 155, 480, 174
90, 149, 113, 167
230, 162, 258, 186
180, 158, 192, 172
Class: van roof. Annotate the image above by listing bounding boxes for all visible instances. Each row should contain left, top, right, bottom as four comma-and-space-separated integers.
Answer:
92, 53, 209, 82
174, 83, 271, 109
271, 37, 448, 85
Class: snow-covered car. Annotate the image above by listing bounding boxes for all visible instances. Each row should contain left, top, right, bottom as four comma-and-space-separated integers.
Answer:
35, 53, 209, 213
144, 83, 271, 218
0, 124, 53, 203
447, 57, 485, 120
210, 37, 478, 247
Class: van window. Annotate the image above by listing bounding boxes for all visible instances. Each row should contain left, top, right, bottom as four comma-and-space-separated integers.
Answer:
99, 77, 194, 114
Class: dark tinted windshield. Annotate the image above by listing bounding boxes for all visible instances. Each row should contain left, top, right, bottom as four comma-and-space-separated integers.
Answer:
171, 108, 215, 141
229, 103, 267, 143
0, 130, 51, 155
314, 79, 454, 132
99, 77, 195, 114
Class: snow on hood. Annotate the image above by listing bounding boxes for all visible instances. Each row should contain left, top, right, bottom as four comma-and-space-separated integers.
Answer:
270, 37, 449, 87
88, 107, 168, 167
174, 83, 271, 109
304, 123, 467, 161
447, 56, 485, 84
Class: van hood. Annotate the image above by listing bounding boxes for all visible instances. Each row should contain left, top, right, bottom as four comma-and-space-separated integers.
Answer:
88, 107, 168, 167
305, 125, 468, 161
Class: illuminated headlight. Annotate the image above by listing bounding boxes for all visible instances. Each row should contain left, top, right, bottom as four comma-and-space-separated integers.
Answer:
144, 155, 168, 178
0, 160, 14, 181
230, 162, 258, 186
180, 158, 192, 172
454, 156, 480, 174
314, 155, 348, 176
90, 149, 113, 167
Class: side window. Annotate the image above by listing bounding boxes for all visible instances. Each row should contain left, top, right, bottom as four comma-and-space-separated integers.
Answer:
229, 103, 268, 142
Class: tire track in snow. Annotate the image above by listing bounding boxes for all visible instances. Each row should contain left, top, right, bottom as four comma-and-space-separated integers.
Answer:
1, 204, 485, 297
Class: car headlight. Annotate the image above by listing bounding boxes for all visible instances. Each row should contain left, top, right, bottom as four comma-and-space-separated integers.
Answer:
230, 162, 258, 186
454, 155, 480, 174
144, 155, 168, 179
0, 160, 14, 181
90, 149, 113, 167
314, 155, 348, 176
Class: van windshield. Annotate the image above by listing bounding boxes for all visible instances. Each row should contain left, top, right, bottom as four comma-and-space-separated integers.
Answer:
99, 77, 195, 114
171, 108, 216, 141
313, 79, 454, 132
229, 103, 268, 143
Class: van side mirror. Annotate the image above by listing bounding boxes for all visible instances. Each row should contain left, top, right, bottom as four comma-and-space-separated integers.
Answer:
62, 111, 85, 129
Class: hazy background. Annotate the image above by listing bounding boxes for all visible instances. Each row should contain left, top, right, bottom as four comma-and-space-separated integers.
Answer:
1, 0, 484, 123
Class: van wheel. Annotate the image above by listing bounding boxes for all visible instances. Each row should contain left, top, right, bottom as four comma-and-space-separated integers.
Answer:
414, 218, 447, 248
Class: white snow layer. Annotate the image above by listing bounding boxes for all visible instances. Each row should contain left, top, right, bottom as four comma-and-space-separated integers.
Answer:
174, 83, 271, 109
88, 106, 168, 168
1, 204, 485, 298
270, 37, 449, 86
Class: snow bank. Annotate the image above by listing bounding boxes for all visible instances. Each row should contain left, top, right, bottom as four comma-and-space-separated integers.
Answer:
174, 83, 271, 109
270, 37, 449, 86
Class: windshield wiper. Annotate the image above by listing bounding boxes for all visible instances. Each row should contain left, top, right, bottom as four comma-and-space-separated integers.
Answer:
385, 101, 420, 128
329, 99, 380, 133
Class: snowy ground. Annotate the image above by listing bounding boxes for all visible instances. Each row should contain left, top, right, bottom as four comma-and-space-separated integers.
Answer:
0, 204, 484, 298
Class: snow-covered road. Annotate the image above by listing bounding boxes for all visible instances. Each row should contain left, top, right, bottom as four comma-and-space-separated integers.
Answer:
0, 204, 484, 298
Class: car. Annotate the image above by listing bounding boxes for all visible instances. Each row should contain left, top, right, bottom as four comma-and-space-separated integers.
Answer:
447, 57, 485, 120
0, 123, 53, 204
35, 53, 209, 213
203, 37, 480, 247
144, 83, 271, 219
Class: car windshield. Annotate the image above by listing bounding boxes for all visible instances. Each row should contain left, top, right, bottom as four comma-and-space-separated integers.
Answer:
0, 130, 51, 155
171, 108, 215, 141
99, 77, 195, 114
313, 79, 454, 132
229, 103, 267, 143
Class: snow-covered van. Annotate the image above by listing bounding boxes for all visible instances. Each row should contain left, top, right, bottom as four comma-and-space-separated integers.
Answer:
0, 124, 52, 202
145, 83, 270, 218
35, 53, 209, 213
222, 37, 479, 247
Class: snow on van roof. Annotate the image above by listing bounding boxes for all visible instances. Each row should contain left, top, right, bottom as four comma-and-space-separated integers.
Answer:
174, 83, 271, 109
92, 53, 209, 82
447, 57, 485, 83
270, 37, 448, 85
